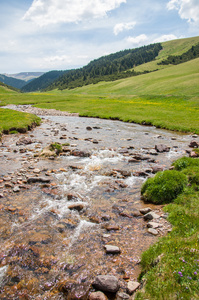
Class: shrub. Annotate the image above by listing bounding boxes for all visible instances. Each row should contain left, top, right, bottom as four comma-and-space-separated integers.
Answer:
172, 157, 199, 171
141, 170, 188, 204
49, 142, 62, 155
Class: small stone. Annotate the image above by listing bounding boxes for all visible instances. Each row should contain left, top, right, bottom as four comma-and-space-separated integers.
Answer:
105, 225, 120, 231
143, 212, 160, 221
93, 275, 120, 293
86, 126, 92, 131
139, 207, 152, 215
127, 281, 140, 295
104, 245, 121, 254
116, 292, 130, 299
68, 203, 86, 211
89, 291, 108, 300
13, 186, 20, 193
147, 222, 162, 229
148, 228, 158, 235
33, 168, 40, 174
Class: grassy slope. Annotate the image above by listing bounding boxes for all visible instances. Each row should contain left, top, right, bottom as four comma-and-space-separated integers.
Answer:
134, 35, 199, 73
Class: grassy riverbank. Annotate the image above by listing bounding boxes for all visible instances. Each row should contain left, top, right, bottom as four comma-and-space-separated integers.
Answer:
136, 157, 199, 300
0, 108, 41, 135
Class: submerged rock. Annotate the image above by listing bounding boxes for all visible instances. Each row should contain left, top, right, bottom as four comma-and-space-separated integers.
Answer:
89, 291, 108, 300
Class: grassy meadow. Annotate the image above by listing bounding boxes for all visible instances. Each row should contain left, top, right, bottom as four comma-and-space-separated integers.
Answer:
0, 55, 198, 134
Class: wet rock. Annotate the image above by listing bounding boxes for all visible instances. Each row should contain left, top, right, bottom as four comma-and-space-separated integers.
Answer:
139, 207, 152, 215
29, 232, 52, 245
71, 150, 91, 157
152, 165, 164, 173
93, 275, 120, 293
105, 224, 120, 231
86, 126, 92, 131
27, 177, 51, 183
93, 139, 99, 144
101, 214, 111, 221
68, 203, 86, 211
189, 140, 199, 148
89, 291, 108, 300
147, 222, 162, 229
13, 186, 20, 193
104, 245, 121, 254
16, 137, 33, 146
69, 283, 90, 300
143, 212, 160, 221
133, 171, 149, 177
148, 228, 158, 235
155, 144, 170, 152
33, 168, 41, 174
119, 211, 133, 218
149, 149, 158, 155
127, 281, 140, 295
116, 292, 130, 299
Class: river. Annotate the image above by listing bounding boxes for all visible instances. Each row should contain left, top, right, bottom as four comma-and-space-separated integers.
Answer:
0, 111, 196, 299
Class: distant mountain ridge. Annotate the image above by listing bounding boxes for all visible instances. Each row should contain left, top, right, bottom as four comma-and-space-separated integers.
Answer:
5, 72, 45, 81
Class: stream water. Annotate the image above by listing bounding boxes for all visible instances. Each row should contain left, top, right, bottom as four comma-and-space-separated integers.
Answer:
0, 114, 196, 299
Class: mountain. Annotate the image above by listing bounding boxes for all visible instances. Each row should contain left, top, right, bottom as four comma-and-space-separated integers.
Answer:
5, 72, 45, 81
0, 74, 27, 89
21, 70, 69, 92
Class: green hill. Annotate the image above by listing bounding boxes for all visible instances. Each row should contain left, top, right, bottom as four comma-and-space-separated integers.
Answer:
0, 74, 27, 89
21, 70, 68, 92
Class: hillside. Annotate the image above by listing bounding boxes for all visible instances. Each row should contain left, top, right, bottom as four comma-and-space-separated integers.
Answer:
0, 74, 27, 89
0, 81, 20, 92
47, 43, 162, 91
21, 70, 68, 92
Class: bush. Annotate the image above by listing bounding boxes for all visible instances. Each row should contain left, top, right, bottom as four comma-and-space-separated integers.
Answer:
141, 170, 188, 204
49, 142, 62, 155
172, 157, 199, 171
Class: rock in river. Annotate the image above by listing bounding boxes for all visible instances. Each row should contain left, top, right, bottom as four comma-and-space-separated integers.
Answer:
93, 275, 120, 293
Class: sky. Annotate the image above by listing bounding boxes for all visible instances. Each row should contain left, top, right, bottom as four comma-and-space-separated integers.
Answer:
0, 0, 199, 74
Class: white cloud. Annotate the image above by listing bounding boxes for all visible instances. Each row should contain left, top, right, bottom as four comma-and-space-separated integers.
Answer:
23, 0, 126, 26
167, 0, 199, 23
153, 34, 178, 43
126, 34, 148, 45
113, 21, 136, 35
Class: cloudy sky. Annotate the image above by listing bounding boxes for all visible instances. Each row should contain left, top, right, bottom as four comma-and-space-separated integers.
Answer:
1, 0, 199, 74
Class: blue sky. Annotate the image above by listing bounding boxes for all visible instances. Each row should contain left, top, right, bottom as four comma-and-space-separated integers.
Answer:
0, 0, 199, 74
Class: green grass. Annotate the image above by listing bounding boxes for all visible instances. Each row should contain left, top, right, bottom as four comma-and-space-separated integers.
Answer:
0, 108, 41, 135
136, 157, 199, 300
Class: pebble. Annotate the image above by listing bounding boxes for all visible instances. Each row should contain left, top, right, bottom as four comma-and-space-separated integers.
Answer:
148, 228, 158, 235
104, 245, 121, 254
127, 281, 140, 294
143, 212, 160, 221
